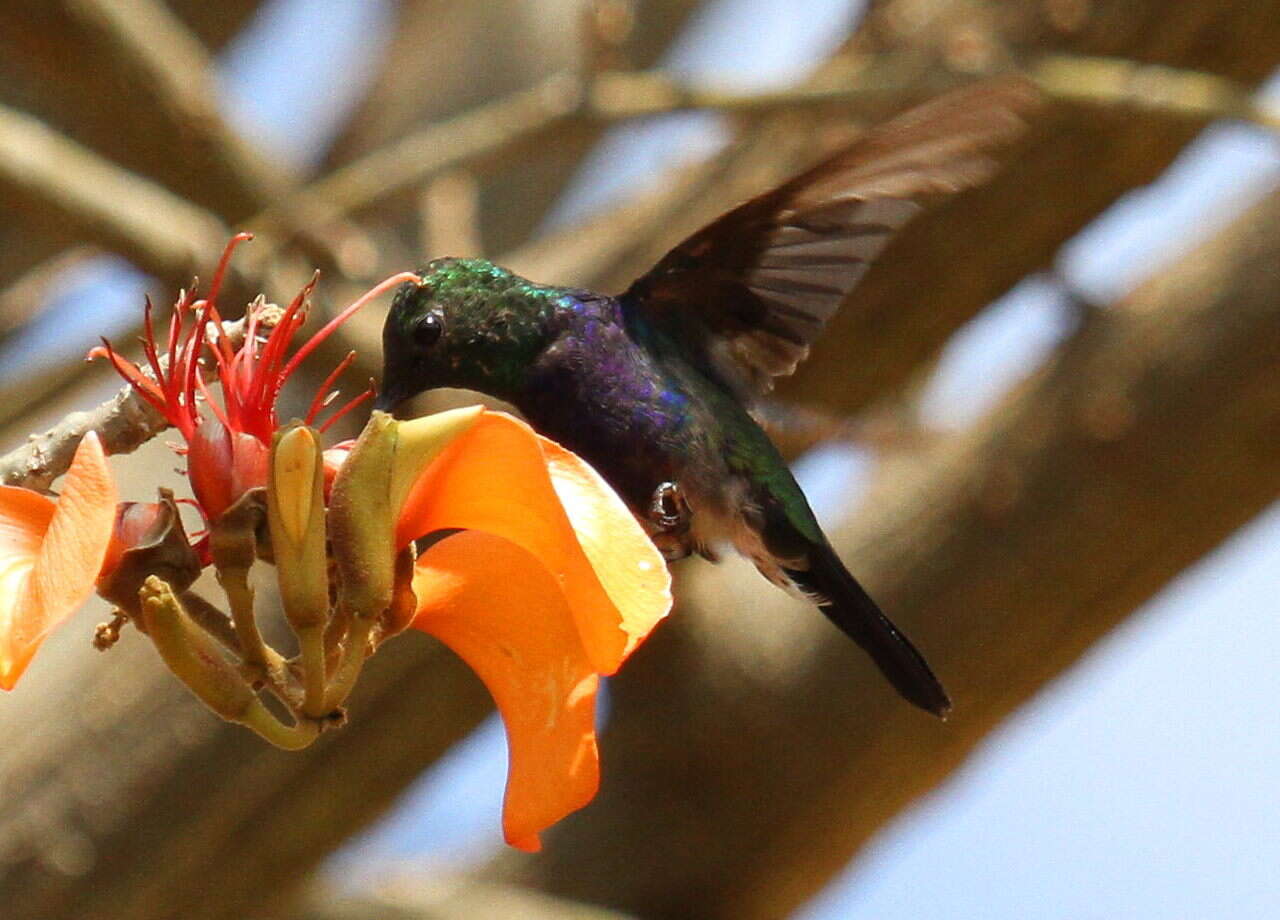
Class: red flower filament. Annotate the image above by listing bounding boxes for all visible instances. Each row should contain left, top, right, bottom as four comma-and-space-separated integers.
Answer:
90, 233, 419, 520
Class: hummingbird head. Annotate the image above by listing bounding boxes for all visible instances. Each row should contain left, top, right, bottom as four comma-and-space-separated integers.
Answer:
376, 258, 557, 412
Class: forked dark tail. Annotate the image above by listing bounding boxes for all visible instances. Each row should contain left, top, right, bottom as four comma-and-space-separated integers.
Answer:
785, 542, 951, 717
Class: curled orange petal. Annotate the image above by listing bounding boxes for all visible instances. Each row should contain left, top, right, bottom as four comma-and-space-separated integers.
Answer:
0, 492, 57, 680
0, 432, 117, 689
413, 531, 599, 852
537, 434, 670, 664
398, 410, 648, 675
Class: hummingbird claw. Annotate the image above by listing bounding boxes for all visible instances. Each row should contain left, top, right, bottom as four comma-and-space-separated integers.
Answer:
649, 481, 688, 531
647, 481, 694, 562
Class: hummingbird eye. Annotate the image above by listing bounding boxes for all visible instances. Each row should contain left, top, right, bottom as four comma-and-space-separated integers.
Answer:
412, 312, 444, 348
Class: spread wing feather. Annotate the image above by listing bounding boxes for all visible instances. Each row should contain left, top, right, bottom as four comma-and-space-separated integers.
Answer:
623, 77, 1042, 398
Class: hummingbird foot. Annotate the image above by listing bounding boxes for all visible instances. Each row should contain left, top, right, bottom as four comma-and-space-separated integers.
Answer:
649, 481, 688, 529
646, 481, 694, 562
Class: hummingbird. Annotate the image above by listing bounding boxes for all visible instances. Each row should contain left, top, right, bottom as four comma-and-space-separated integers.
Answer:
376, 78, 1040, 717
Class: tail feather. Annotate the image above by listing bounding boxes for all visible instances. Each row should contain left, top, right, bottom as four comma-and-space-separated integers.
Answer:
785, 542, 951, 718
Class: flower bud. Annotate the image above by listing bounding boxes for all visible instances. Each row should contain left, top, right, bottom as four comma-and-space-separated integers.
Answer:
267, 424, 328, 630
96, 492, 202, 613
328, 407, 481, 621
188, 417, 269, 522
137, 576, 257, 722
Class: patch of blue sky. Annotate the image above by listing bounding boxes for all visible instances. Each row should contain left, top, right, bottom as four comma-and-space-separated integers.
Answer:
218, 0, 395, 169
915, 275, 1076, 430
1061, 71, 1280, 304
328, 712, 509, 884
802, 498, 1280, 920
0, 257, 143, 386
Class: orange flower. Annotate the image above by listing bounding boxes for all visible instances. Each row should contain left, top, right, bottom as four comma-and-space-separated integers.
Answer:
4, 238, 673, 852
400, 410, 671, 851
0, 433, 117, 689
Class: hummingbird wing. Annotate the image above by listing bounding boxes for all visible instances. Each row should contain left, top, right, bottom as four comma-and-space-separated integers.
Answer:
624, 76, 1042, 399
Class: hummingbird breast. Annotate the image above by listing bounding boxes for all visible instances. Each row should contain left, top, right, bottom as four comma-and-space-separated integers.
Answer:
516, 291, 749, 557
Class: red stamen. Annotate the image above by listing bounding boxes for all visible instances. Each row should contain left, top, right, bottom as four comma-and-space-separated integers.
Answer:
139, 343, 167, 398
243, 304, 262, 370
305, 350, 357, 425
140, 296, 167, 385
260, 275, 318, 392
184, 302, 217, 429
208, 233, 252, 307
204, 233, 254, 363
195, 367, 232, 432
167, 290, 186, 369
90, 339, 166, 411
282, 272, 420, 382
319, 387, 373, 433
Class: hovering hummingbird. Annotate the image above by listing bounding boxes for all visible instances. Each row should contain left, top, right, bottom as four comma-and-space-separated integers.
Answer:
376, 78, 1040, 717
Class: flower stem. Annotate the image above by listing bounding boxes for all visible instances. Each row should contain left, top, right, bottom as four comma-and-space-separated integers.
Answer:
324, 615, 372, 712
182, 590, 242, 654
209, 491, 305, 708
215, 553, 306, 710
210, 494, 273, 669
296, 624, 329, 718
218, 563, 269, 666
240, 700, 322, 751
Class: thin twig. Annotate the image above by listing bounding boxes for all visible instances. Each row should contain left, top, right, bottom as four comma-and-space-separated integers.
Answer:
1028, 53, 1280, 131
590, 53, 1280, 127
0, 313, 257, 491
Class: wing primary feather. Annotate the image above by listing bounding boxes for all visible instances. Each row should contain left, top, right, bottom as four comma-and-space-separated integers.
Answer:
624, 76, 1043, 399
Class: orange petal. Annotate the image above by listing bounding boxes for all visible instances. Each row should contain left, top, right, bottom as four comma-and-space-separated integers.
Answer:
413, 531, 599, 852
537, 434, 670, 663
398, 411, 632, 674
0, 432, 117, 689
0, 493, 57, 681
